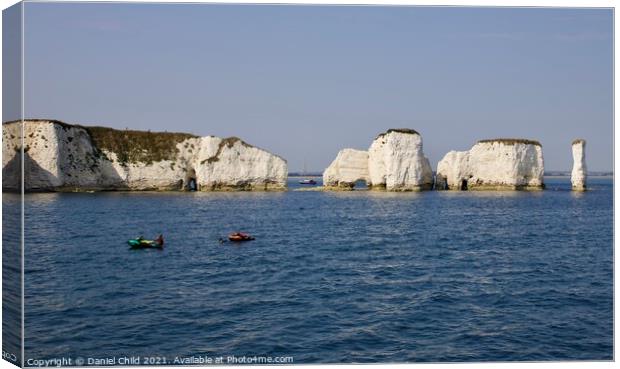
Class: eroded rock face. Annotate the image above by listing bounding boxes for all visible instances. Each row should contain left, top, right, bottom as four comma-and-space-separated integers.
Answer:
435, 150, 470, 190
436, 139, 544, 190
571, 139, 587, 191
2, 120, 287, 191
322, 129, 433, 191
368, 129, 433, 191
196, 137, 288, 190
323, 149, 369, 189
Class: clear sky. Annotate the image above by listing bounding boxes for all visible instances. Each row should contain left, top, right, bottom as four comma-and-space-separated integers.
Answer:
16, 3, 613, 172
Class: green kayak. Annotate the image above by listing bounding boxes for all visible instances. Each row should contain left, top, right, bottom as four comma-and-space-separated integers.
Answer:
128, 235, 164, 249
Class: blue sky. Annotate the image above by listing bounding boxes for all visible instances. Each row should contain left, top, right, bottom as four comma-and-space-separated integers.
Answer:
16, 3, 613, 171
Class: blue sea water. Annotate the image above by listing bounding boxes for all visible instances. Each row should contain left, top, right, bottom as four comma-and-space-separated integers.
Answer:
9, 177, 614, 363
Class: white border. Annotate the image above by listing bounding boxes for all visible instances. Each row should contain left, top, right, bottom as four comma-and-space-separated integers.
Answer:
0, 1, 615, 369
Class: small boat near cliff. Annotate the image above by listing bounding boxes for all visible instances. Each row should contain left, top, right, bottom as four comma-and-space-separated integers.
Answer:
298, 179, 317, 185
298, 160, 317, 185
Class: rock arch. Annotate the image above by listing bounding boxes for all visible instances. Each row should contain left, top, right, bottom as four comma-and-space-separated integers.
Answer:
436, 139, 544, 191
323, 129, 433, 191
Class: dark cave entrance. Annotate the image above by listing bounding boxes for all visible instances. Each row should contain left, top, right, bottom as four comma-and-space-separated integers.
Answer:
354, 179, 369, 190
184, 168, 198, 191
460, 179, 468, 191
187, 178, 197, 191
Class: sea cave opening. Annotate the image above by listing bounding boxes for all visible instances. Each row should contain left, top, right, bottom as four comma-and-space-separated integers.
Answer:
460, 179, 468, 191
354, 179, 369, 190
184, 168, 198, 191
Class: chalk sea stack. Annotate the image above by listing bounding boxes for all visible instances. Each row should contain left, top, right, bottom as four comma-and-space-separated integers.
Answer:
322, 149, 370, 189
571, 139, 587, 191
2, 120, 287, 192
323, 129, 433, 191
435, 139, 545, 190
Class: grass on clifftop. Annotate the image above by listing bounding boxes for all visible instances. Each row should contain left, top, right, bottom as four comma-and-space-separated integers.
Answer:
376, 128, 420, 139
84, 126, 197, 165
3, 119, 288, 166
572, 138, 585, 145
4, 120, 198, 165
4, 119, 274, 165
478, 138, 542, 146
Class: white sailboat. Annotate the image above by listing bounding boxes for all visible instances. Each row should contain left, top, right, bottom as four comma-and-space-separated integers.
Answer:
299, 160, 317, 185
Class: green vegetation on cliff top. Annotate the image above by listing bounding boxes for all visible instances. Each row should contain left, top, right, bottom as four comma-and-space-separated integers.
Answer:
376, 128, 420, 139
477, 138, 542, 146
85, 126, 197, 165
4, 119, 198, 165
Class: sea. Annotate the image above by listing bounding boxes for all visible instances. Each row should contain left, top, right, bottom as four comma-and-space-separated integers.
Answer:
2, 176, 613, 364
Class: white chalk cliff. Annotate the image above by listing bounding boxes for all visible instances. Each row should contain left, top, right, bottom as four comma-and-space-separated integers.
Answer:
368, 130, 434, 190
435, 139, 544, 190
323, 149, 370, 189
571, 139, 587, 191
2, 120, 287, 191
323, 129, 433, 191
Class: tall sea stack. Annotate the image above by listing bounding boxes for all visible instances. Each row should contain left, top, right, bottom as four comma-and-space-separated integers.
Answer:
571, 139, 587, 191
323, 129, 433, 191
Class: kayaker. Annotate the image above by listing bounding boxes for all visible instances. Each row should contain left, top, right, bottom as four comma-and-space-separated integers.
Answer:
155, 234, 164, 246
228, 232, 255, 242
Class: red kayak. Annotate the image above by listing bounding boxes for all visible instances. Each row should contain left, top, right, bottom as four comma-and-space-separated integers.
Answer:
228, 232, 255, 242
